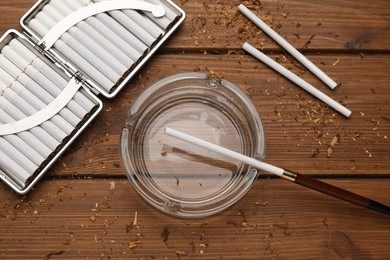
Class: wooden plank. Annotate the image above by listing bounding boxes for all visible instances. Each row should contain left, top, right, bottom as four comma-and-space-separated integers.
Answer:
49, 52, 390, 177
1, 0, 390, 52
175, 0, 390, 51
0, 178, 389, 259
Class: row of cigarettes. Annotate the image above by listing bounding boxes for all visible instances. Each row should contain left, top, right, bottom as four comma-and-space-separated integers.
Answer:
0, 0, 182, 191
239, 4, 352, 118
0, 36, 98, 188
28, 0, 179, 93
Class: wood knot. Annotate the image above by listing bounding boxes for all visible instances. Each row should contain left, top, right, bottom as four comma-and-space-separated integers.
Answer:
346, 35, 370, 50
330, 231, 355, 258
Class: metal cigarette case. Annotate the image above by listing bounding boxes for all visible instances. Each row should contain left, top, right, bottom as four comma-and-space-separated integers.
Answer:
0, 0, 185, 194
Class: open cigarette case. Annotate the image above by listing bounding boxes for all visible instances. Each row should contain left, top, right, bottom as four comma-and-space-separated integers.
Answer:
0, 0, 185, 194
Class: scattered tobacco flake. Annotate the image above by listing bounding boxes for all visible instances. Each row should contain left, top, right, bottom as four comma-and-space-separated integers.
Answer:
129, 240, 141, 249
273, 223, 291, 236
332, 58, 340, 67
126, 211, 138, 233
44, 250, 65, 260
175, 250, 187, 256
161, 227, 170, 245
161, 151, 167, 157
175, 176, 180, 186
311, 148, 320, 158
126, 223, 135, 233
301, 34, 315, 50
327, 135, 340, 158
255, 201, 269, 206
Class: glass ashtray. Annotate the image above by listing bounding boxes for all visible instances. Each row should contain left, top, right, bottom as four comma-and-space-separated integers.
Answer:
120, 72, 265, 218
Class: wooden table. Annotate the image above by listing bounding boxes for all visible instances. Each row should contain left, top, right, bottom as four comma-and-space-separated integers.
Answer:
1, 0, 389, 259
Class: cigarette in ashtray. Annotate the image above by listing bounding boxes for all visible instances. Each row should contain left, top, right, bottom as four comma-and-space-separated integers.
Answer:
239, 3, 338, 90
164, 127, 390, 216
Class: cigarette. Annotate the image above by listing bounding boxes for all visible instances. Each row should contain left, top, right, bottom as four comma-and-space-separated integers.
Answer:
77, 0, 158, 46
239, 4, 338, 90
242, 42, 351, 117
33, 14, 121, 83
0, 137, 39, 173
49, 0, 74, 20
0, 110, 55, 155
0, 92, 66, 142
10, 38, 96, 112
61, 0, 145, 58
60, 33, 121, 82
0, 85, 46, 165
144, 0, 177, 29
0, 56, 73, 139
122, 9, 164, 39
95, 13, 148, 54
0, 50, 87, 124
0, 78, 75, 137
0, 79, 74, 136
29, 19, 114, 91
39, 6, 128, 76
100, 9, 156, 47
86, 16, 144, 61
69, 27, 128, 75
76, 20, 134, 68
1, 49, 78, 132
0, 68, 44, 112
0, 149, 31, 188
0, 134, 45, 166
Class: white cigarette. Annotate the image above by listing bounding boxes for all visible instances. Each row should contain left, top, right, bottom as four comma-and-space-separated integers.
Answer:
39, 6, 128, 76
0, 110, 55, 155
242, 42, 352, 118
0, 67, 47, 111
0, 94, 66, 142
144, 10, 171, 30
0, 137, 38, 174
0, 149, 31, 188
76, 20, 134, 68
0, 80, 73, 138
11, 38, 96, 112
60, 32, 121, 82
33, 13, 121, 83
0, 51, 85, 122
68, 27, 128, 75
55, 40, 114, 92
29, 19, 114, 91
66, 0, 145, 58
101, 9, 156, 47
49, 0, 74, 20
238, 4, 338, 90
0, 54, 75, 136
123, 9, 164, 39
94, 13, 147, 54
0, 134, 45, 166
1, 49, 77, 132
85, 16, 144, 61
164, 127, 284, 176
79, 0, 158, 46
0, 83, 46, 165
0, 79, 73, 136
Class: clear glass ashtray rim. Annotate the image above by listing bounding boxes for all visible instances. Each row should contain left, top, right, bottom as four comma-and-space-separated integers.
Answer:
120, 72, 266, 218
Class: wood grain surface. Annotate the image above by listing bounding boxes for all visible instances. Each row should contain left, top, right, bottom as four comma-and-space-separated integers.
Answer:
0, 0, 389, 259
